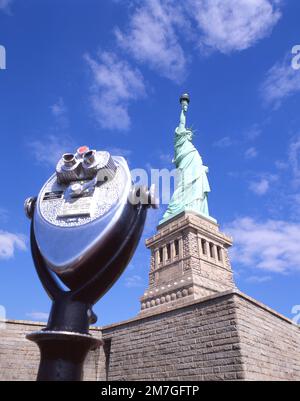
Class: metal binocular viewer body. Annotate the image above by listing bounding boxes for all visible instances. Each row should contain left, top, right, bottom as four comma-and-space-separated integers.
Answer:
25, 146, 157, 381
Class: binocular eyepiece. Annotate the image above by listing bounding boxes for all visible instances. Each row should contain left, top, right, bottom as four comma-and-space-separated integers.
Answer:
25, 145, 158, 299
57, 146, 117, 185
83, 150, 95, 165
62, 153, 77, 167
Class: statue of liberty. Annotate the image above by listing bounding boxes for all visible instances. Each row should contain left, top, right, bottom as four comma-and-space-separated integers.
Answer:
160, 93, 214, 225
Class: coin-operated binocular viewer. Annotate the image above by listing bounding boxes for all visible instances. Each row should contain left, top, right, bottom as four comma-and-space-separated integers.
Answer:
25, 146, 157, 381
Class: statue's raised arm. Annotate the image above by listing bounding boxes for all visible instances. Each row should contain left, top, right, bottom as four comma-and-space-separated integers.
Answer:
178, 93, 190, 132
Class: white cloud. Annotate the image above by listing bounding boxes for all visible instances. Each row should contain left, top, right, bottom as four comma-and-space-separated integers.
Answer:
245, 147, 258, 159
285, 193, 300, 220
115, 0, 281, 81
29, 134, 75, 166
124, 274, 144, 288
26, 311, 49, 321
50, 97, 69, 129
0, 231, 26, 260
106, 147, 132, 158
249, 178, 269, 195
244, 125, 262, 141
249, 174, 277, 195
261, 54, 300, 108
275, 160, 289, 170
187, 0, 281, 54
159, 152, 172, 164
115, 0, 187, 81
51, 97, 66, 118
213, 136, 233, 148
87, 1, 282, 126
28, 98, 73, 166
0, 208, 8, 222
288, 135, 300, 186
246, 275, 272, 283
0, 0, 12, 12
85, 52, 146, 131
225, 217, 300, 273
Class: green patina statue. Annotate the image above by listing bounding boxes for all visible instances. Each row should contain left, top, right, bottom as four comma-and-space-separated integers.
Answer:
160, 93, 215, 225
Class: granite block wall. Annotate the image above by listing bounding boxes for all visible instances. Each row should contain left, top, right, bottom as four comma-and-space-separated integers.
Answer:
0, 291, 299, 381
235, 295, 300, 380
101, 292, 244, 381
100, 291, 300, 381
0, 320, 104, 381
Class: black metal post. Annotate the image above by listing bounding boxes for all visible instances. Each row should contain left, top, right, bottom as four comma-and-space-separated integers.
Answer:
28, 331, 101, 381
27, 293, 101, 381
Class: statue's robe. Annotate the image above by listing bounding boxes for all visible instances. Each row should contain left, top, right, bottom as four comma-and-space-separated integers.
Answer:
162, 127, 210, 223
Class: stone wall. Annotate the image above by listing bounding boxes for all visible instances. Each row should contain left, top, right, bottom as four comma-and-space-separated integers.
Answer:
0, 319, 104, 381
235, 295, 300, 380
0, 320, 41, 380
101, 292, 244, 381
0, 290, 299, 381
100, 290, 300, 381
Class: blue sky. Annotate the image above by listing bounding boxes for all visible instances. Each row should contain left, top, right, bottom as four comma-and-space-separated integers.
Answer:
0, 0, 300, 326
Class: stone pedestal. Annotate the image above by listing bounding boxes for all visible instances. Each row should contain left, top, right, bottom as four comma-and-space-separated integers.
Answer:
140, 211, 234, 314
